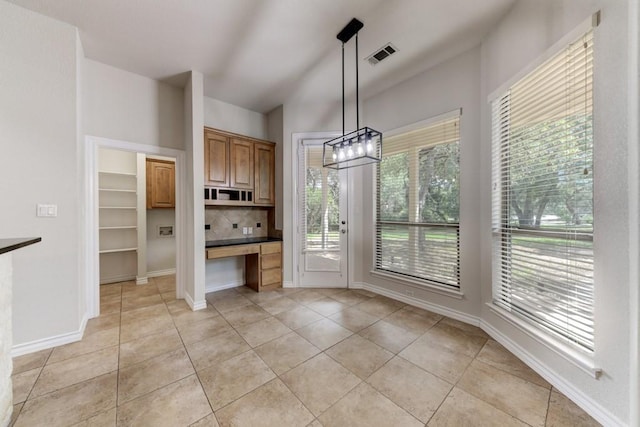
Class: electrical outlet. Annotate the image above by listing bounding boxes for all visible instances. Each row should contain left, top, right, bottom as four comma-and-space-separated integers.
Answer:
242, 227, 248, 235
248, 227, 253, 234
233, 224, 238, 229
405, 289, 415, 297
204, 224, 211, 230
256, 223, 261, 228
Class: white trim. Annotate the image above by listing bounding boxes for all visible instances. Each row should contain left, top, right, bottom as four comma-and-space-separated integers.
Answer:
84, 135, 188, 319
12, 312, 88, 357
383, 108, 462, 139
135, 276, 148, 285
205, 280, 244, 294
147, 268, 176, 278
628, 1, 640, 425
353, 281, 480, 326
184, 292, 207, 311
488, 12, 600, 102
292, 131, 350, 289
99, 274, 136, 285
369, 270, 464, 299
486, 302, 600, 379
282, 280, 295, 288
481, 319, 624, 427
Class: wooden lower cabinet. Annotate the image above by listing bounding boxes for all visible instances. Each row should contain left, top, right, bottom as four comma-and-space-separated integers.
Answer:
246, 242, 282, 292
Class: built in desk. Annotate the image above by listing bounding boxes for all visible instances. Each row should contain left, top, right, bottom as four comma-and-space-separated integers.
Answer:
205, 237, 282, 292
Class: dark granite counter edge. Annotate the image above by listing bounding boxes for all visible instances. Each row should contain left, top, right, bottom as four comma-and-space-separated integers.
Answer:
206, 237, 282, 248
0, 238, 42, 255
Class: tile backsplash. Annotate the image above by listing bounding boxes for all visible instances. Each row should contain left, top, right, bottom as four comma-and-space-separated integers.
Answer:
205, 207, 268, 240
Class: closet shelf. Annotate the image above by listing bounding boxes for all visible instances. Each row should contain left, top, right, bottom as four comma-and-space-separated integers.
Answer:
99, 171, 136, 176
99, 226, 137, 230
99, 247, 137, 254
99, 206, 137, 210
99, 188, 137, 193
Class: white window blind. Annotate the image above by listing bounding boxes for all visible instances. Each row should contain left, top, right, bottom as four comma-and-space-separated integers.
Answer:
491, 30, 594, 351
298, 143, 340, 252
376, 115, 460, 288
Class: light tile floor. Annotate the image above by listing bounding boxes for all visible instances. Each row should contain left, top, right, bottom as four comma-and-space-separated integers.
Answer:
10, 276, 601, 426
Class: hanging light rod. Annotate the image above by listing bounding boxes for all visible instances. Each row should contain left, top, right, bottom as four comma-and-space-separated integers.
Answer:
336, 18, 363, 43
323, 17, 382, 170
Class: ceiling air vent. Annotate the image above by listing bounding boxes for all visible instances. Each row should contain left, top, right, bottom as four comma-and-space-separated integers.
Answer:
366, 43, 398, 66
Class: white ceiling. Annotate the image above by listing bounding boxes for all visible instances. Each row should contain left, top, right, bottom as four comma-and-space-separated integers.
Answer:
8, 0, 515, 113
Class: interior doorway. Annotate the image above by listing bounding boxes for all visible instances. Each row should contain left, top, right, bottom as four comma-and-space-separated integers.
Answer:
84, 136, 187, 319
296, 136, 349, 288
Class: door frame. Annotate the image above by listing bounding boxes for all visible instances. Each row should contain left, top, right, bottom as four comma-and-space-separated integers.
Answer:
83, 135, 187, 319
291, 131, 355, 288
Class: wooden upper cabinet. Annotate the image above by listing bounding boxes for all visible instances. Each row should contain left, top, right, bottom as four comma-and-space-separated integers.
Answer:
205, 131, 229, 187
254, 142, 275, 205
146, 159, 175, 209
229, 138, 254, 189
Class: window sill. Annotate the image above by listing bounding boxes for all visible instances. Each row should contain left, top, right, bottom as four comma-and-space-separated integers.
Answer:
370, 270, 464, 299
486, 302, 602, 379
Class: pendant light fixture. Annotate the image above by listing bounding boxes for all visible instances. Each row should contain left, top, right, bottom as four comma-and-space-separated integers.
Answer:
323, 18, 382, 169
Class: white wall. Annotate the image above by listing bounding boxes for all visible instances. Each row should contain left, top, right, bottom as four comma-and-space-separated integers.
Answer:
84, 60, 185, 149
267, 105, 284, 230
203, 96, 267, 140
361, 46, 482, 318
184, 71, 206, 309
0, 1, 83, 347
147, 209, 176, 274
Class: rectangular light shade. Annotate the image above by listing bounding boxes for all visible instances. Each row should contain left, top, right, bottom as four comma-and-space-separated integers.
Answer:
322, 127, 382, 170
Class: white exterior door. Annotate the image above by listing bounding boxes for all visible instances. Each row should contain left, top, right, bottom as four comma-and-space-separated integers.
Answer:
297, 139, 348, 287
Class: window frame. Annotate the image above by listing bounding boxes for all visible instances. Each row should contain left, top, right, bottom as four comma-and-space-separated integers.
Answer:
488, 14, 601, 376
373, 110, 462, 294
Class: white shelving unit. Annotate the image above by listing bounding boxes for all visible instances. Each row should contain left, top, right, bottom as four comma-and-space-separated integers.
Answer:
98, 151, 139, 284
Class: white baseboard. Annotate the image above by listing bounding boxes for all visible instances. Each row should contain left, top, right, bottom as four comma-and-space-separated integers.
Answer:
352, 281, 481, 327
184, 292, 207, 311
147, 268, 176, 278
205, 280, 244, 294
12, 312, 89, 358
282, 280, 295, 288
136, 276, 148, 285
100, 274, 135, 285
480, 320, 624, 427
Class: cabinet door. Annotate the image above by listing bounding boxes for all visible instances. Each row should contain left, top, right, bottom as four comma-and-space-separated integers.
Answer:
205, 131, 229, 187
254, 142, 275, 205
146, 159, 175, 208
230, 138, 254, 189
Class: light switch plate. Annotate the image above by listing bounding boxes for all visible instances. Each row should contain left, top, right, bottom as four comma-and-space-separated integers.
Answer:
37, 204, 57, 217
242, 227, 248, 235
248, 227, 253, 234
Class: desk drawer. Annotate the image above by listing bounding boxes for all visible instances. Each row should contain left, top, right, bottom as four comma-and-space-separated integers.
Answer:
261, 253, 281, 269
207, 244, 260, 259
261, 268, 281, 286
261, 242, 281, 255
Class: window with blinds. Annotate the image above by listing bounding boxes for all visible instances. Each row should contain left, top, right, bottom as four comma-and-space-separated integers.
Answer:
491, 30, 594, 351
376, 114, 460, 289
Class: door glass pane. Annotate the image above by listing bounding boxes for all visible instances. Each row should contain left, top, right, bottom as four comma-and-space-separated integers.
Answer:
304, 145, 341, 271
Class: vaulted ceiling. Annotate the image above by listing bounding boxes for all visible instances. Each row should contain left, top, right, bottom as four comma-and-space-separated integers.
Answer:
8, 0, 515, 113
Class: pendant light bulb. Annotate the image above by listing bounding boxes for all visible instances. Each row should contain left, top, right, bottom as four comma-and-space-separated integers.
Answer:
338, 144, 346, 161
347, 143, 354, 158
366, 135, 374, 153
357, 141, 364, 156
332, 146, 338, 161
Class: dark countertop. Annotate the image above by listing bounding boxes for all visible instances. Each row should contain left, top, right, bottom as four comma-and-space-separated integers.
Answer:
206, 237, 282, 248
0, 237, 41, 255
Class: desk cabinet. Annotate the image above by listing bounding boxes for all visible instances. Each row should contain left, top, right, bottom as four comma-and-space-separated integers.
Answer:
206, 241, 282, 292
